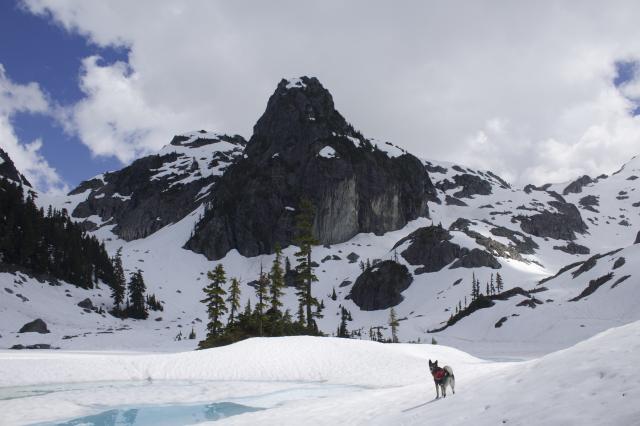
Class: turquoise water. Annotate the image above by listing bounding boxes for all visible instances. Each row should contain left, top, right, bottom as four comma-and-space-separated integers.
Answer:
35, 402, 263, 425
5, 380, 365, 425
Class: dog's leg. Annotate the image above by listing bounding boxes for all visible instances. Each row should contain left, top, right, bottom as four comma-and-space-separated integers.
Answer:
435, 383, 439, 399
451, 376, 455, 395
442, 383, 446, 398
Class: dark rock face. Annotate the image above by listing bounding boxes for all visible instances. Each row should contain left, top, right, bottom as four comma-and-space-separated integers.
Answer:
578, 195, 599, 212
570, 272, 614, 301
436, 173, 492, 198
77, 298, 94, 310
450, 248, 501, 269
186, 77, 434, 260
18, 318, 49, 334
562, 175, 593, 195
452, 174, 493, 198
0, 148, 31, 187
612, 257, 626, 269
11, 344, 56, 350
393, 225, 501, 273
393, 226, 465, 273
553, 242, 590, 255
445, 195, 468, 206
70, 134, 245, 241
635, 231, 640, 245
349, 260, 413, 310
489, 225, 539, 255
517, 200, 587, 240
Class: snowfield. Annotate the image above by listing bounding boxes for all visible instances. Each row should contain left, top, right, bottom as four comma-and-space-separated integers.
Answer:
1, 322, 639, 425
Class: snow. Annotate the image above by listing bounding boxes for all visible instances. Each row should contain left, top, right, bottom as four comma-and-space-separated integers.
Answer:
1, 323, 639, 425
285, 78, 306, 89
318, 146, 337, 159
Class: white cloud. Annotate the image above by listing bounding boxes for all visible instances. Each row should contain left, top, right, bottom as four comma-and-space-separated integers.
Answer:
0, 64, 68, 194
22, 0, 640, 184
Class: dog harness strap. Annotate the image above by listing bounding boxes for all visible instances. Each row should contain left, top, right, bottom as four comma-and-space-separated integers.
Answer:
433, 369, 446, 381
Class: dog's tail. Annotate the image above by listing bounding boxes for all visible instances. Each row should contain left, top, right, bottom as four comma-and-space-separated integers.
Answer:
444, 366, 454, 379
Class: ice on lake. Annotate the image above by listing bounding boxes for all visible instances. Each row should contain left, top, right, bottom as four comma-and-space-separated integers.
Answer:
33, 401, 263, 425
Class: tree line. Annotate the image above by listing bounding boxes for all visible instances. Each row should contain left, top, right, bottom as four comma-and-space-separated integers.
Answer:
0, 179, 115, 289
198, 199, 324, 348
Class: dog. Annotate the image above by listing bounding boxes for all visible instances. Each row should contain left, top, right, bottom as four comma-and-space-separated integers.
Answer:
428, 359, 455, 398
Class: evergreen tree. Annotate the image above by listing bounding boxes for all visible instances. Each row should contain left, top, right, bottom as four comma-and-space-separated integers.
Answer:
496, 272, 504, 293
111, 247, 126, 313
337, 307, 349, 338
226, 277, 241, 325
330, 287, 337, 301
127, 270, 148, 319
254, 268, 269, 336
294, 198, 320, 331
389, 308, 399, 343
268, 245, 285, 313
201, 264, 228, 341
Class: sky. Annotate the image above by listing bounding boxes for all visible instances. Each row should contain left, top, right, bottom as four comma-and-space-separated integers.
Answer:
3, 1, 640, 193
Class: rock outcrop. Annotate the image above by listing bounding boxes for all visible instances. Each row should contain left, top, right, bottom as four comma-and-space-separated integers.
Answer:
393, 225, 465, 273
0, 148, 31, 187
18, 318, 49, 334
186, 77, 435, 260
516, 200, 587, 241
70, 133, 245, 240
393, 225, 502, 273
563, 175, 593, 195
349, 260, 413, 310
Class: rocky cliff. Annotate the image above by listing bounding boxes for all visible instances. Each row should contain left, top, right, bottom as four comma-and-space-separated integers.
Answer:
186, 77, 436, 260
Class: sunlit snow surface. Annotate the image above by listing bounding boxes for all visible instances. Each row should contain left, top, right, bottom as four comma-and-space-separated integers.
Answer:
1, 329, 639, 425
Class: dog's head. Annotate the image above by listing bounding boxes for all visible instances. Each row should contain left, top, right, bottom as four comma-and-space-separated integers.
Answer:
428, 359, 439, 373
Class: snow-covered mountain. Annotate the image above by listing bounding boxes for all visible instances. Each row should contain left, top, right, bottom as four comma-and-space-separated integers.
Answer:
1, 77, 639, 358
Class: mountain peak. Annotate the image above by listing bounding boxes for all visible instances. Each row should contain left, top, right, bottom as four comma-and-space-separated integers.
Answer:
249, 76, 352, 157
0, 148, 31, 187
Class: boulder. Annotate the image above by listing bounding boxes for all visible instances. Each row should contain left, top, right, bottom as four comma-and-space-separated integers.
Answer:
18, 318, 50, 334
450, 248, 501, 269
77, 298, 94, 310
393, 225, 464, 273
349, 260, 413, 310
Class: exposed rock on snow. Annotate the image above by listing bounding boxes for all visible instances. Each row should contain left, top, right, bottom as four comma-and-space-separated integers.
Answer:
562, 174, 593, 195
553, 241, 590, 255
516, 200, 587, 240
18, 318, 50, 334
350, 260, 413, 310
69, 133, 246, 240
393, 226, 465, 273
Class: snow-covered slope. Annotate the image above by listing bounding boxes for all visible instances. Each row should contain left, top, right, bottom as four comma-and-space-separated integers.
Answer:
1, 77, 640, 359
1, 322, 638, 425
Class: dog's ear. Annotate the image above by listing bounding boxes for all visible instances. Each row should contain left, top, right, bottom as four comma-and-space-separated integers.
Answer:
428, 359, 432, 366
434, 360, 438, 367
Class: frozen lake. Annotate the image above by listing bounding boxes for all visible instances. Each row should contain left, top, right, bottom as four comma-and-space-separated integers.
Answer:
1, 380, 367, 425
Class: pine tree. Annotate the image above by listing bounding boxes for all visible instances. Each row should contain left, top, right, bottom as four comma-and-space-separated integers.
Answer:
389, 308, 399, 343
226, 277, 241, 325
111, 247, 126, 313
294, 198, 320, 331
254, 268, 269, 336
337, 307, 349, 338
201, 264, 228, 339
188, 328, 196, 340
269, 245, 285, 313
496, 272, 504, 293
486, 282, 490, 296
330, 287, 337, 301
127, 270, 148, 319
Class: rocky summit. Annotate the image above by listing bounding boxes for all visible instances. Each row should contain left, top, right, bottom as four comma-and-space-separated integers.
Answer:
186, 77, 436, 260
